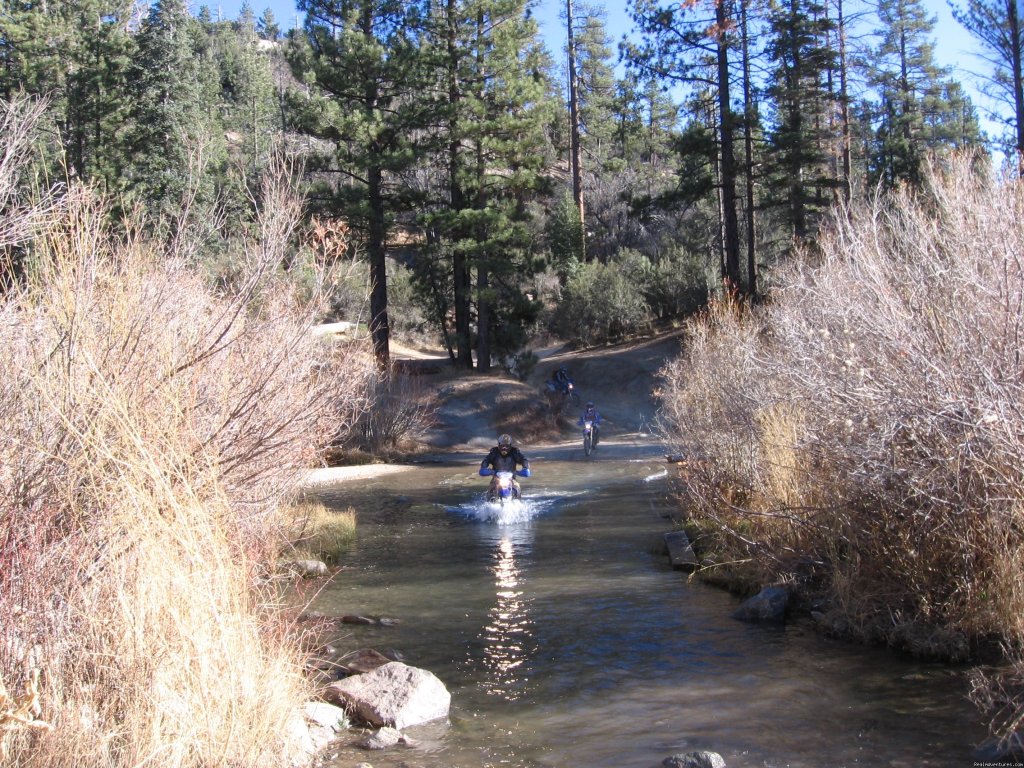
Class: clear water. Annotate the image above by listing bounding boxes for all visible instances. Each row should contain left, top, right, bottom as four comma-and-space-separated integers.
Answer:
309, 439, 988, 768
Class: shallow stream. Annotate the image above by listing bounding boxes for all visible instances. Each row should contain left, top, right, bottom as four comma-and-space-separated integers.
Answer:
310, 438, 988, 768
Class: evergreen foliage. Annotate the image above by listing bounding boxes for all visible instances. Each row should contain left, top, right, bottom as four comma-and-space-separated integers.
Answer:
763, 0, 839, 238
864, 0, 983, 188
125, 0, 223, 218
0, 0, 994, 356
950, 0, 1024, 164
625, 0, 744, 292
550, 258, 651, 344
287, 0, 432, 366
414, 0, 556, 370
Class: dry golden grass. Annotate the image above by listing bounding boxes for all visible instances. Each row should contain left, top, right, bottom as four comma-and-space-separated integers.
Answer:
288, 499, 357, 563
0, 103, 371, 767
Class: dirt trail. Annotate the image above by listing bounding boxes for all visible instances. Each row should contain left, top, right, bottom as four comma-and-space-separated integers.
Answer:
394, 330, 686, 454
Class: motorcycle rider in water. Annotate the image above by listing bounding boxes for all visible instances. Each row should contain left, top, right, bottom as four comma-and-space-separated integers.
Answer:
578, 401, 602, 447
479, 433, 531, 498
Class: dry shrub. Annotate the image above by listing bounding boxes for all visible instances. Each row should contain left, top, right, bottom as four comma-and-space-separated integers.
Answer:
659, 154, 1024, 662
657, 298, 813, 588
0, 107, 368, 767
352, 367, 438, 455
0, 94, 62, 254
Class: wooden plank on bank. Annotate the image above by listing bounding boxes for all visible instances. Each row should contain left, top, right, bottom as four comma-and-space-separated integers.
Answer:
664, 530, 698, 572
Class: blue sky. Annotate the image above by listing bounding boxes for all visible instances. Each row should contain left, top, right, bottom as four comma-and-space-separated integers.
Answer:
198, 0, 999, 139
201, 0, 976, 64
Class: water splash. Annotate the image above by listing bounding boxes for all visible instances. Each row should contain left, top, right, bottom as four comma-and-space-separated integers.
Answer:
457, 498, 537, 525
643, 469, 668, 483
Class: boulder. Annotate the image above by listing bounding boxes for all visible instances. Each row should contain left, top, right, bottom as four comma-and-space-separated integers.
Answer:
284, 559, 328, 578
303, 701, 347, 731
338, 648, 393, 675
324, 661, 451, 730
283, 712, 316, 766
663, 750, 727, 768
664, 530, 698, 571
355, 726, 417, 750
733, 585, 789, 623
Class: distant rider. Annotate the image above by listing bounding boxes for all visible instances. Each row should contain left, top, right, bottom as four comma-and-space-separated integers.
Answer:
479, 433, 531, 498
578, 401, 602, 447
550, 365, 572, 393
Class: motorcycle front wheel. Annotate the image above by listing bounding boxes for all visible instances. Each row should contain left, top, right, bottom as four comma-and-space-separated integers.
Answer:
583, 431, 593, 456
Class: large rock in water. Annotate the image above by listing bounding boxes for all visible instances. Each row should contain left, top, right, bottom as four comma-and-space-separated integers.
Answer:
733, 585, 789, 623
664, 751, 727, 768
324, 661, 451, 729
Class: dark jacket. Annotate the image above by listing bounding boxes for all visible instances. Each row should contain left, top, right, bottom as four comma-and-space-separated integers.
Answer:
578, 407, 601, 426
481, 445, 530, 474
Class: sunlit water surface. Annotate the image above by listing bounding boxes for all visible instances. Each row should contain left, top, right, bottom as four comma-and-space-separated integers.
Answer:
310, 440, 987, 768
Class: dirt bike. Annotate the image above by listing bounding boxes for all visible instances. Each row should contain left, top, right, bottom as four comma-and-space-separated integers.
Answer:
486, 471, 522, 504
545, 378, 581, 411
582, 419, 595, 456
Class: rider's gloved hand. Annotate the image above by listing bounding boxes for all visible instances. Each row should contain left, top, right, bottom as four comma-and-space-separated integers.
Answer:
517, 468, 531, 477
479, 467, 494, 476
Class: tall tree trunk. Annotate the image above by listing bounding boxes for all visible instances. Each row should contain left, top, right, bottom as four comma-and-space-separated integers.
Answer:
712, 107, 726, 281
566, 0, 586, 260
476, 264, 491, 372
716, 0, 742, 292
473, 7, 489, 372
453, 250, 472, 367
367, 163, 390, 370
837, 0, 852, 202
362, 3, 389, 370
1010, 0, 1024, 168
449, 0, 473, 369
898, 20, 914, 156
788, 0, 806, 238
474, 46, 491, 372
739, 0, 757, 298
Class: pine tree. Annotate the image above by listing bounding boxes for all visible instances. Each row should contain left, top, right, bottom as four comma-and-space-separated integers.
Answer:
258, 9, 281, 41
468, 0, 553, 370
609, 72, 646, 165
125, 0, 221, 219
236, 1, 257, 38
951, 0, 1024, 166
289, 0, 432, 368
865, 0, 982, 187
764, 0, 838, 239
0, 0, 138, 188
574, 5, 618, 164
64, 0, 137, 189
625, 0, 744, 294
921, 80, 983, 151
205, 11, 279, 171
420, 0, 555, 370
0, 0, 72, 99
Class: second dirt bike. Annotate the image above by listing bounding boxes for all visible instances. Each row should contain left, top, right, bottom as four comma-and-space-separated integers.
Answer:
545, 378, 581, 411
582, 419, 595, 456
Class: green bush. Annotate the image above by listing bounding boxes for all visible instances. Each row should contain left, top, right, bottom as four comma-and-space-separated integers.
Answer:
550, 260, 650, 345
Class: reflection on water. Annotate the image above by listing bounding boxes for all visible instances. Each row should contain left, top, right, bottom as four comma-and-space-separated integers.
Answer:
310, 443, 989, 768
479, 529, 537, 700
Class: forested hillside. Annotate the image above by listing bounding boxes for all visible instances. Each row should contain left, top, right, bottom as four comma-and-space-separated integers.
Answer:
2, 0, 1018, 368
